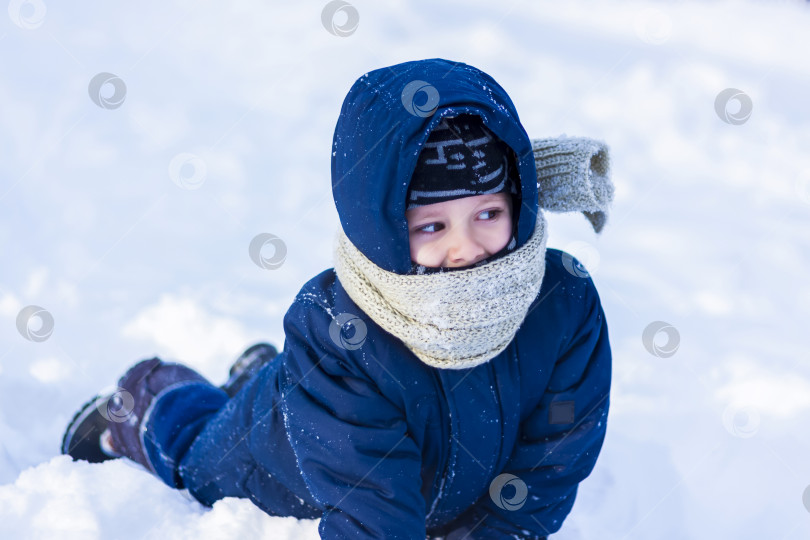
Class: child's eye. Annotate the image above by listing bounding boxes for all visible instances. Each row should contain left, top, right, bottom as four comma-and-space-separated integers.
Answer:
415, 223, 444, 234
478, 209, 502, 221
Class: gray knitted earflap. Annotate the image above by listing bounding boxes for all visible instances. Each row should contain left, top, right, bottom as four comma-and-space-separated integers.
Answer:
531, 136, 614, 233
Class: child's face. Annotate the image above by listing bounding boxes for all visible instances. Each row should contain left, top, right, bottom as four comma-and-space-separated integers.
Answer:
405, 192, 513, 268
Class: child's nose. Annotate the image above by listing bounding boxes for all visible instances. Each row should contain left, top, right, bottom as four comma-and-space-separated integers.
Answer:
445, 226, 486, 267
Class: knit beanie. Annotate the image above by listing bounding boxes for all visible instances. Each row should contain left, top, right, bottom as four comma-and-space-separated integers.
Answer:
406, 114, 519, 209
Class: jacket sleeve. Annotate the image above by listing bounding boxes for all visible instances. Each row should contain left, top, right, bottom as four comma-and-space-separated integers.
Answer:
444, 277, 612, 539
278, 297, 427, 540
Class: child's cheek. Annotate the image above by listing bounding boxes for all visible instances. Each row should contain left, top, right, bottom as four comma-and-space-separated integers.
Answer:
408, 235, 422, 264
492, 218, 513, 251
409, 236, 440, 267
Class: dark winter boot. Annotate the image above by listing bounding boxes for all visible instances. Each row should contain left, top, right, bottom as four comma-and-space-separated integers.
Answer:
221, 342, 278, 398
61, 357, 211, 467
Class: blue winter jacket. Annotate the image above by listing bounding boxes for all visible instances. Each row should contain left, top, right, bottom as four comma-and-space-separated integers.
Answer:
146, 58, 612, 539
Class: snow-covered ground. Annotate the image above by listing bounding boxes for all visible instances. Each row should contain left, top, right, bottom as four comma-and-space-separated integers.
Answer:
2, 0, 810, 538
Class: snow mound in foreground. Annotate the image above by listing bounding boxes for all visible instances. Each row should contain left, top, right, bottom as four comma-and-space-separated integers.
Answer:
0, 455, 321, 540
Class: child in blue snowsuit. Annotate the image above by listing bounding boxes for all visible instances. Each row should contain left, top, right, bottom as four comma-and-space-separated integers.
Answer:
63, 58, 613, 539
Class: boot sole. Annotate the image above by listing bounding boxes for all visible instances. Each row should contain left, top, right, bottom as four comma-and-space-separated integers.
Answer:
61, 394, 118, 463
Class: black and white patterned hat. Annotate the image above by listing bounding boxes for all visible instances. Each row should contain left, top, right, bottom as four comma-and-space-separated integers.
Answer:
406, 114, 519, 210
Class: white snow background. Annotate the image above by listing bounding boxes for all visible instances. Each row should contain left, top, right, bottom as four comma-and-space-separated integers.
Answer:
2, 0, 810, 538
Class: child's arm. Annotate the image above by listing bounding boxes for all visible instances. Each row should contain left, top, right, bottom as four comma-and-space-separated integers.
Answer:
443, 273, 612, 539
279, 297, 428, 539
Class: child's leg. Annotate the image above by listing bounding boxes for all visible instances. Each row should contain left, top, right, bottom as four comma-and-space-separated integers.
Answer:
62, 345, 276, 464
64, 349, 322, 519
177, 354, 323, 519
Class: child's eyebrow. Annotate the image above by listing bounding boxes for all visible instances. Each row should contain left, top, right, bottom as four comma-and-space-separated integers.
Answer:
409, 209, 443, 219
474, 195, 509, 206
405, 205, 447, 220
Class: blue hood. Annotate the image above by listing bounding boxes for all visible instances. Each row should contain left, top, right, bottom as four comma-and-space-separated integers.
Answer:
331, 58, 539, 274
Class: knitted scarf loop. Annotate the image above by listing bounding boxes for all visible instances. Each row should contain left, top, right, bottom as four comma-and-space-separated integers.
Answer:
333, 217, 548, 370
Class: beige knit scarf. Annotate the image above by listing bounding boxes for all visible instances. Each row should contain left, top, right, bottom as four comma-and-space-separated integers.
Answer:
333, 215, 548, 370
